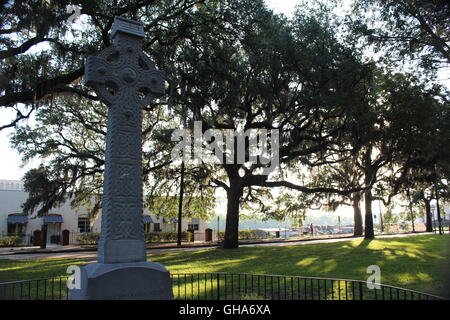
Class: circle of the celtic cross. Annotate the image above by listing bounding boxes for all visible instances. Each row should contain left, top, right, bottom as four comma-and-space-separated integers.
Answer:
86, 45, 165, 109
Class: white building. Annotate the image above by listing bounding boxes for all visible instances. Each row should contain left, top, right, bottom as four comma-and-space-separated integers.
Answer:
430, 202, 450, 227
0, 179, 207, 246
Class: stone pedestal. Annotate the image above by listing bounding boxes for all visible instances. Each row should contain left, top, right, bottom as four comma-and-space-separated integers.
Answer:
69, 262, 173, 300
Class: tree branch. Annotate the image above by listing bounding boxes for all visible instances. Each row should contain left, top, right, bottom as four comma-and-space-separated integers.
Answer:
0, 67, 84, 107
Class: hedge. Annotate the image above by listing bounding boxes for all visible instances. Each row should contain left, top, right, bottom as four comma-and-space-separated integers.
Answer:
75, 232, 192, 245
217, 230, 269, 241
0, 235, 22, 247
145, 231, 188, 243
76, 232, 100, 245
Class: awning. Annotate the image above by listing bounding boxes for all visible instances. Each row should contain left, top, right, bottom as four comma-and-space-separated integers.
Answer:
161, 218, 178, 223
43, 215, 63, 223
143, 215, 153, 223
7, 215, 28, 224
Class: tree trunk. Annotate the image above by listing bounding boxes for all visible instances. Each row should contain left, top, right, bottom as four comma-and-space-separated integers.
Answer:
223, 176, 243, 249
364, 188, 375, 239
424, 198, 433, 232
353, 193, 363, 236
363, 147, 375, 239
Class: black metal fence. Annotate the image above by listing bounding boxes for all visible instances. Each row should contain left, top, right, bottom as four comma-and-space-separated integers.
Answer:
170, 273, 445, 300
0, 273, 445, 300
0, 277, 70, 300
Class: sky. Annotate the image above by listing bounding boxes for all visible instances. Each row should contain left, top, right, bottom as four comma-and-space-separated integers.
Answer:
265, 0, 298, 16
0, 110, 33, 181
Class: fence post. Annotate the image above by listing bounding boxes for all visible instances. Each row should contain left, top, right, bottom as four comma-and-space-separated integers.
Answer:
359, 281, 363, 300
217, 274, 220, 300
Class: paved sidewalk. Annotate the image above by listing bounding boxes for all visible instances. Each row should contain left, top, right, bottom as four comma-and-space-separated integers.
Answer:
0, 234, 356, 256
0, 244, 97, 255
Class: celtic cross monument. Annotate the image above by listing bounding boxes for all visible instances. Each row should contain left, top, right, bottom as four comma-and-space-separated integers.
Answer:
69, 16, 172, 300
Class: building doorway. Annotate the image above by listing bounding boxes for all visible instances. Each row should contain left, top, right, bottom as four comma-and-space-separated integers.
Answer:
43, 214, 63, 245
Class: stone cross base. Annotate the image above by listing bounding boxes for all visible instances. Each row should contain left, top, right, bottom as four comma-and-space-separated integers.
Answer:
98, 239, 147, 264
69, 262, 173, 300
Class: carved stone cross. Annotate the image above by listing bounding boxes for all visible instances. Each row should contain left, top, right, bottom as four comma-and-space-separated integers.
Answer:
85, 16, 165, 264
70, 16, 171, 300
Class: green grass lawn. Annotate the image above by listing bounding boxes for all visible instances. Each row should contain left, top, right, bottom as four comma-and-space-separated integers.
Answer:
1, 234, 449, 296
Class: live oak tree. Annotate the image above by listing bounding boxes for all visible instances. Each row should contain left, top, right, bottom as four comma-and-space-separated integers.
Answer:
349, 72, 449, 238
304, 158, 365, 236
383, 83, 450, 232
12, 93, 207, 218
296, 64, 393, 240
163, 2, 373, 248
299, 67, 450, 239
384, 171, 447, 233
303, 0, 450, 238
0, 0, 223, 129
370, 73, 449, 237
3, 0, 252, 218
146, 162, 216, 221
353, 0, 450, 72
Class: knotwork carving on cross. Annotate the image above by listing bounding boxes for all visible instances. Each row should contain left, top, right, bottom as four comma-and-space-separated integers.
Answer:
84, 16, 165, 109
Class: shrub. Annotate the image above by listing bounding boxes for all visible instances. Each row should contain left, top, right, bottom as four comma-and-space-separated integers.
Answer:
0, 235, 22, 247
239, 293, 265, 300
75, 232, 190, 245
145, 231, 187, 243
217, 230, 269, 241
76, 232, 100, 245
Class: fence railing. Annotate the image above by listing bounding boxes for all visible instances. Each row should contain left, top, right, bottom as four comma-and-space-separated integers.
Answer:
0, 277, 70, 300
170, 273, 445, 300
0, 273, 445, 300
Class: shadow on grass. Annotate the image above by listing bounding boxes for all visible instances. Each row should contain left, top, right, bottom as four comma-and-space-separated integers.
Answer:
357, 238, 373, 248
148, 234, 449, 295
0, 234, 447, 296
0, 258, 85, 283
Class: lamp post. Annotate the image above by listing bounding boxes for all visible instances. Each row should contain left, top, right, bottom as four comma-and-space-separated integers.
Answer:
217, 216, 220, 242
338, 216, 341, 234
435, 182, 443, 235
378, 199, 384, 233
177, 160, 185, 246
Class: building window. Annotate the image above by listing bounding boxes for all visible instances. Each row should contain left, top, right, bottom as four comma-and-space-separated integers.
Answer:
78, 216, 91, 233
7, 223, 25, 235
188, 218, 200, 231
153, 223, 161, 232
188, 223, 199, 231
144, 223, 151, 233
7, 223, 16, 235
